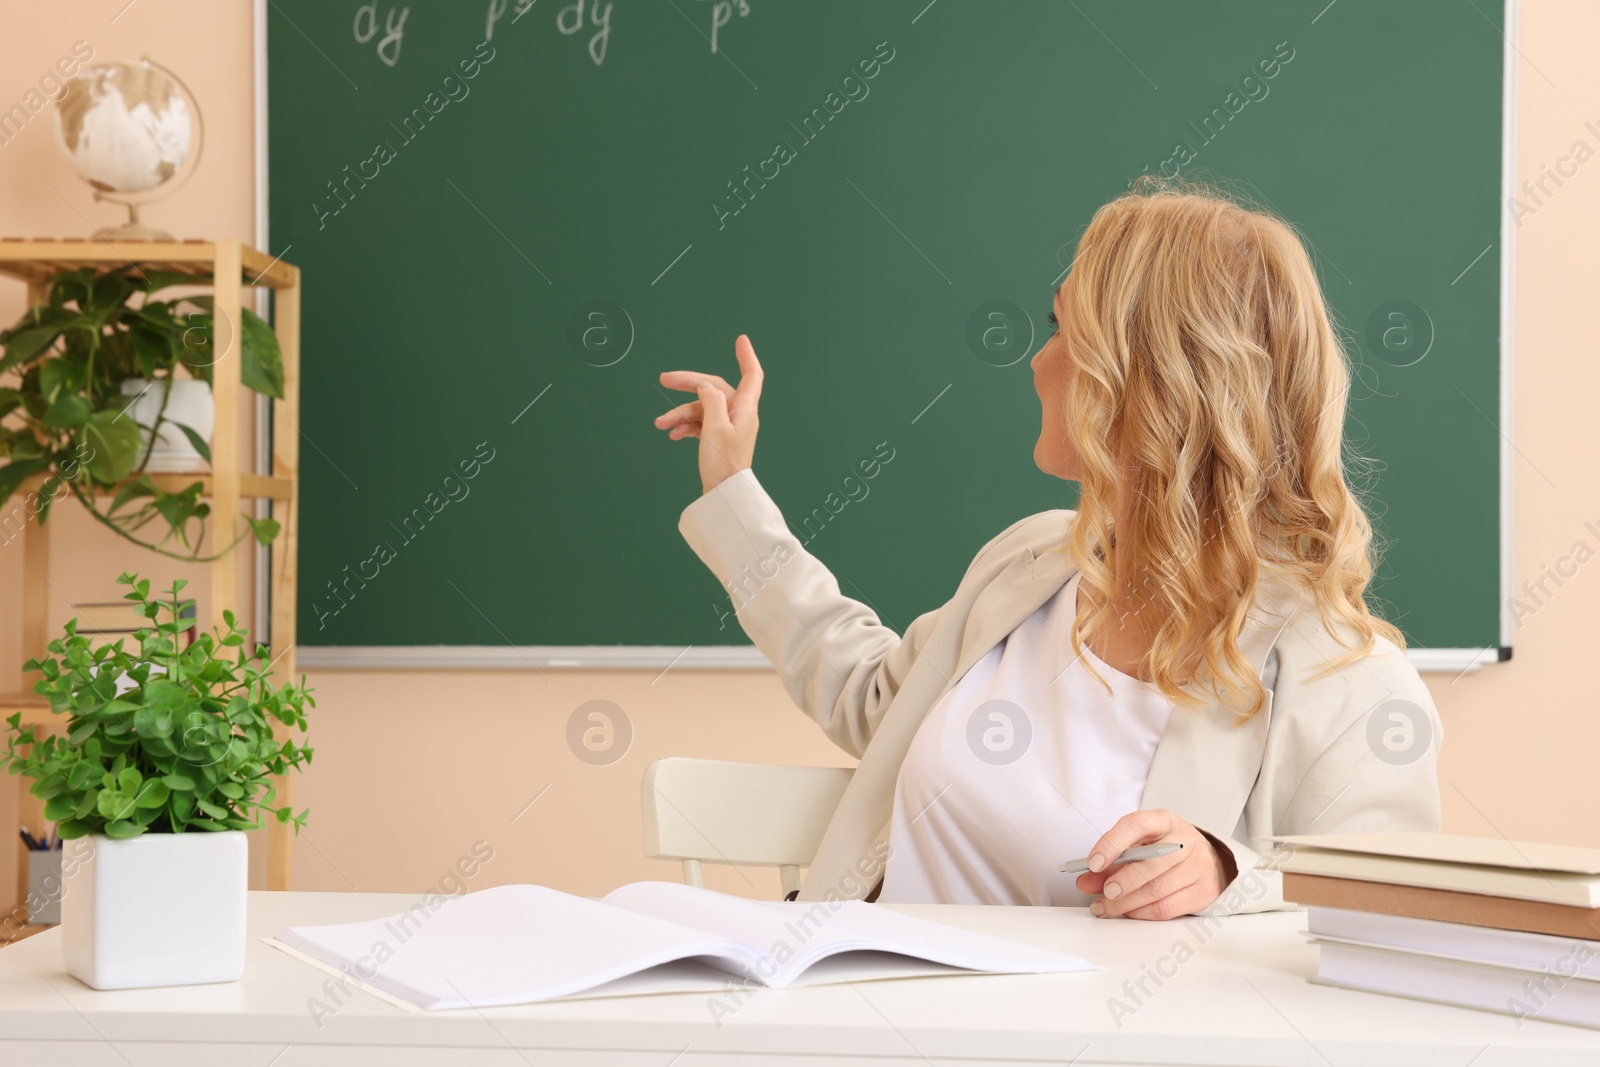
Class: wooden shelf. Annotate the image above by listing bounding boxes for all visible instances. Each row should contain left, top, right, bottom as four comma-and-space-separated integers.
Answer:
0, 238, 297, 290
19, 472, 293, 501
0, 691, 50, 727
1, 238, 302, 912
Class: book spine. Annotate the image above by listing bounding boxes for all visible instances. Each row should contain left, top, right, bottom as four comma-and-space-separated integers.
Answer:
1284, 873, 1600, 941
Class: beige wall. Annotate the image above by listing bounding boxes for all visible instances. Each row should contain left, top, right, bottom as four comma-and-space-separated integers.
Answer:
1, 2, 1595, 905
0, 0, 264, 907
1435, 0, 1600, 849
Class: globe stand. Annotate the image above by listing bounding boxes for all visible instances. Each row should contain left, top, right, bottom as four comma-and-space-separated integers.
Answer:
93, 199, 174, 243
63, 55, 205, 244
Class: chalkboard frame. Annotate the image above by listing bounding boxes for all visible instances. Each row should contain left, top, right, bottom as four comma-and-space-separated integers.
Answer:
256, 0, 1521, 675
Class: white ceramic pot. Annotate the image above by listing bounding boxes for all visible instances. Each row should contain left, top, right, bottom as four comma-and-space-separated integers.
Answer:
61, 831, 247, 990
119, 377, 214, 472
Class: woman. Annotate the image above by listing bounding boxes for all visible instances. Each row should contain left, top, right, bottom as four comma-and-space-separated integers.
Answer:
653, 181, 1441, 920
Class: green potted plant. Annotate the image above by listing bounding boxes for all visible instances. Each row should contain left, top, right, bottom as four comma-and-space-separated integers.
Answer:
1, 572, 313, 990
0, 265, 282, 559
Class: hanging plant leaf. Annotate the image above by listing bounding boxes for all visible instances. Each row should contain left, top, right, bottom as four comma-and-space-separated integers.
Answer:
171, 420, 212, 464
82, 409, 143, 484
240, 308, 285, 399
108, 475, 158, 516
37, 358, 85, 406
1, 323, 66, 375
128, 324, 174, 379
1, 266, 290, 561
175, 310, 215, 385
88, 271, 137, 316
244, 513, 281, 545
41, 394, 92, 429
152, 483, 207, 547
0, 455, 49, 508
46, 268, 97, 311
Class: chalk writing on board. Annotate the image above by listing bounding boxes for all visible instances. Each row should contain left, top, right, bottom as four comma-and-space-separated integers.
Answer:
353, 3, 409, 68
484, 0, 538, 42
696, 0, 751, 55
557, 0, 613, 66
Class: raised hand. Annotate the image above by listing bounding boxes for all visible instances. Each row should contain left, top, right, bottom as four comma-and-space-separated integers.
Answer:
655, 334, 764, 495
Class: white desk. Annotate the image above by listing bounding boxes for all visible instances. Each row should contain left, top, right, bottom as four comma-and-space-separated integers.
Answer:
0, 890, 1594, 1065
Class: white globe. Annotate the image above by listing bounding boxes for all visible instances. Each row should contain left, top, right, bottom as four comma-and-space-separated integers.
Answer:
55, 62, 193, 195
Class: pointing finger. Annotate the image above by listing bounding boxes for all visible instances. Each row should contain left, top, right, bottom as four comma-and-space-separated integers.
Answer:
732, 334, 763, 414
660, 371, 734, 397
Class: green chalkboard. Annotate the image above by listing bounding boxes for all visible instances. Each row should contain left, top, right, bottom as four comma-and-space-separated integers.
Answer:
268, 1, 1508, 656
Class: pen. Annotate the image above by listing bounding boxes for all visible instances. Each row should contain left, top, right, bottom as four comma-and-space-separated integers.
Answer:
1059, 841, 1183, 874
19, 828, 40, 851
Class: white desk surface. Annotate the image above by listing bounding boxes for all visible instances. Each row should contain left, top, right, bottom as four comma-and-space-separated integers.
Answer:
0, 890, 1595, 1066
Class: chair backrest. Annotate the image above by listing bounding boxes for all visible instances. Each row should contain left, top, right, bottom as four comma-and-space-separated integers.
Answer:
641, 758, 853, 897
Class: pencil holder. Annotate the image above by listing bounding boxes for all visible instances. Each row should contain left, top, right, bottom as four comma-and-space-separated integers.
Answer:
26, 849, 62, 926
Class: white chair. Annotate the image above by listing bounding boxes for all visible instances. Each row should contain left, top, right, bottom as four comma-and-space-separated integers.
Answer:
642, 758, 853, 898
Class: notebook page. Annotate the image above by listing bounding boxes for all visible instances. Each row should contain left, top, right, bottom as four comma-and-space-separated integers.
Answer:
275, 884, 766, 1009
602, 881, 1095, 987
603, 880, 819, 969
778, 951, 970, 987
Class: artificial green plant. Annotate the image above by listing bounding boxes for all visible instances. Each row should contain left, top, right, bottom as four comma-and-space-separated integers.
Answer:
1, 573, 312, 839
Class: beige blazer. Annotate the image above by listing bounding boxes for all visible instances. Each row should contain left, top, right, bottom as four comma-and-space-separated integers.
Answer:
678, 469, 1442, 916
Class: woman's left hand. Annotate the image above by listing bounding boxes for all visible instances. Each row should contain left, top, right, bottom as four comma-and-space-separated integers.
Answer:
1074, 809, 1238, 919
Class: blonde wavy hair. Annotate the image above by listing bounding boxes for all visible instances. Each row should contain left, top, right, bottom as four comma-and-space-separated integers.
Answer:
1056, 177, 1402, 719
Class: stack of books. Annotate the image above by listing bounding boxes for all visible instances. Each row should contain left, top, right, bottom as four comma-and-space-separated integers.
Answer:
1265, 832, 1600, 1030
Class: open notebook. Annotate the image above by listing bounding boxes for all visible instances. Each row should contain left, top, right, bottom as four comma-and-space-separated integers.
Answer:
271, 881, 1095, 1010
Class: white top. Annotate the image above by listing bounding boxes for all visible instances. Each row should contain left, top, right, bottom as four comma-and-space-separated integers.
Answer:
882, 572, 1178, 906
